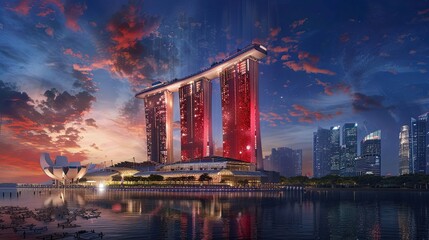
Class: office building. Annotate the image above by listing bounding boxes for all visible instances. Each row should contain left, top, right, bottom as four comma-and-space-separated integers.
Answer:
313, 128, 331, 178
356, 130, 381, 176
265, 147, 302, 177
341, 123, 358, 176
398, 125, 410, 175
329, 126, 341, 175
410, 113, 429, 174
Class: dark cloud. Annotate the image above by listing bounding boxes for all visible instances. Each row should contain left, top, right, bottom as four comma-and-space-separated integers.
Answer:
352, 92, 387, 112
0, 80, 95, 151
85, 118, 98, 128
72, 69, 97, 93
119, 97, 145, 135
90, 143, 100, 150
39, 89, 95, 127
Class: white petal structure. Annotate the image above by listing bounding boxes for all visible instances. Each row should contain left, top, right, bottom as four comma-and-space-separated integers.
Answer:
40, 153, 87, 181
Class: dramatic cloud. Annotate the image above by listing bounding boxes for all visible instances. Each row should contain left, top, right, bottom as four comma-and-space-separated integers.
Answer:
63, 48, 84, 59
352, 93, 387, 112
260, 112, 290, 127
9, 0, 32, 15
72, 68, 97, 93
72, 3, 164, 90
289, 104, 342, 123
64, 0, 86, 31
315, 79, 350, 96
1, 80, 95, 146
119, 98, 146, 136
283, 51, 336, 75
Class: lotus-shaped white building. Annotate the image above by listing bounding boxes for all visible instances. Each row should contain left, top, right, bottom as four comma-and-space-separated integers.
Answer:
40, 153, 87, 183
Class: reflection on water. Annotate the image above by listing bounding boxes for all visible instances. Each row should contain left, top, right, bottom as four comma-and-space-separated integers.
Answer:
1, 188, 429, 239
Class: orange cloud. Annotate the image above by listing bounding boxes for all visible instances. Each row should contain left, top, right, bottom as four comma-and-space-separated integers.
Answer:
290, 18, 308, 29
302, 62, 336, 75
281, 37, 298, 43
315, 79, 351, 95
64, 48, 83, 59
289, 104, 341, 123
271, 46, 289, 53
270, 27, 281, 37
9, 0, 32, 15
64, 1, 86, 31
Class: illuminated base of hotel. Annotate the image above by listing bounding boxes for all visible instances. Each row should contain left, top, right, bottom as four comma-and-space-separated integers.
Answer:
85, 156, 268, 186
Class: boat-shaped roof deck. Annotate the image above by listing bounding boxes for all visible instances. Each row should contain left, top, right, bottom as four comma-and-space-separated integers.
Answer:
135, 44, 267, 99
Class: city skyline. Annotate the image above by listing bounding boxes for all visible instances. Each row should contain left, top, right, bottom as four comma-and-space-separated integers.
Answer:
1, 0, 429, 182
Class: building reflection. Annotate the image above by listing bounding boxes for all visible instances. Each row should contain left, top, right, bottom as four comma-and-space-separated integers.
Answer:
32, 189, 429, 239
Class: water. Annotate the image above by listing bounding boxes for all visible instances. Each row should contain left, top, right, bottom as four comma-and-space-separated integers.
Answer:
1, 187, 429, 239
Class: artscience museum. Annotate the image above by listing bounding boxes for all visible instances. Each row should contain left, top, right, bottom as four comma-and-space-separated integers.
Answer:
40, 153, 88, 184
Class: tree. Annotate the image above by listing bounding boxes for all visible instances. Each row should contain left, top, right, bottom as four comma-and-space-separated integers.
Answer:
111, 175, 122, 182
148, 174, 164, 181
198, 173, 212, 183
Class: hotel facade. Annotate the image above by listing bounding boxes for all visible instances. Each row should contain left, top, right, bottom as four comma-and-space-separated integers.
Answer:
135, 44, 267, 169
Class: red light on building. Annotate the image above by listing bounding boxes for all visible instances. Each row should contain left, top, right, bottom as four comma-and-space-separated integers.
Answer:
220, 59, 262, 167
144, 91, 173, 164
179, 78, 213, 161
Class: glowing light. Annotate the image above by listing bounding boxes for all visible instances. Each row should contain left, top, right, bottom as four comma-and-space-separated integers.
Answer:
246, 145, 251, 150
98, 183, 105, 191
259, 45, 267, 51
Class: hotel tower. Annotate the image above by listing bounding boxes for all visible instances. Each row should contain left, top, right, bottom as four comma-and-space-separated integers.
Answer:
136, 44, 267, 168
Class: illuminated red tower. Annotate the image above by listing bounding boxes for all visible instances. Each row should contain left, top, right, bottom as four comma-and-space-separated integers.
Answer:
144, 90, 173, 164
220, 58, 263, 167
179, 78, 213, 161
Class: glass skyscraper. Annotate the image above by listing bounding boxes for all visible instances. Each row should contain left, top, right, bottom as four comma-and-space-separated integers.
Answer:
356, 130, 381, 176
313, 127, 331, 178
341, 123, 358, 176
399, 125, 410, 175
329, 126, 341, 175
265, 147, 302, 177
410, 113, 429, 174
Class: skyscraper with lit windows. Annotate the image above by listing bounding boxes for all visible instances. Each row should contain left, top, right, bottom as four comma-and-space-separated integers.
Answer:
341, 123, 358, 176
313, 127, 331, 178
144, 90, 173, 164
399, 125, 410, 175
356, 130, 381, 176
179, 78, 213, 161
220, 58, 262, 168
410, 113, 429, 174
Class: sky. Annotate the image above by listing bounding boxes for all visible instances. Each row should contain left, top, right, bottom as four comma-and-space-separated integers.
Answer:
1, 0, 429, 183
